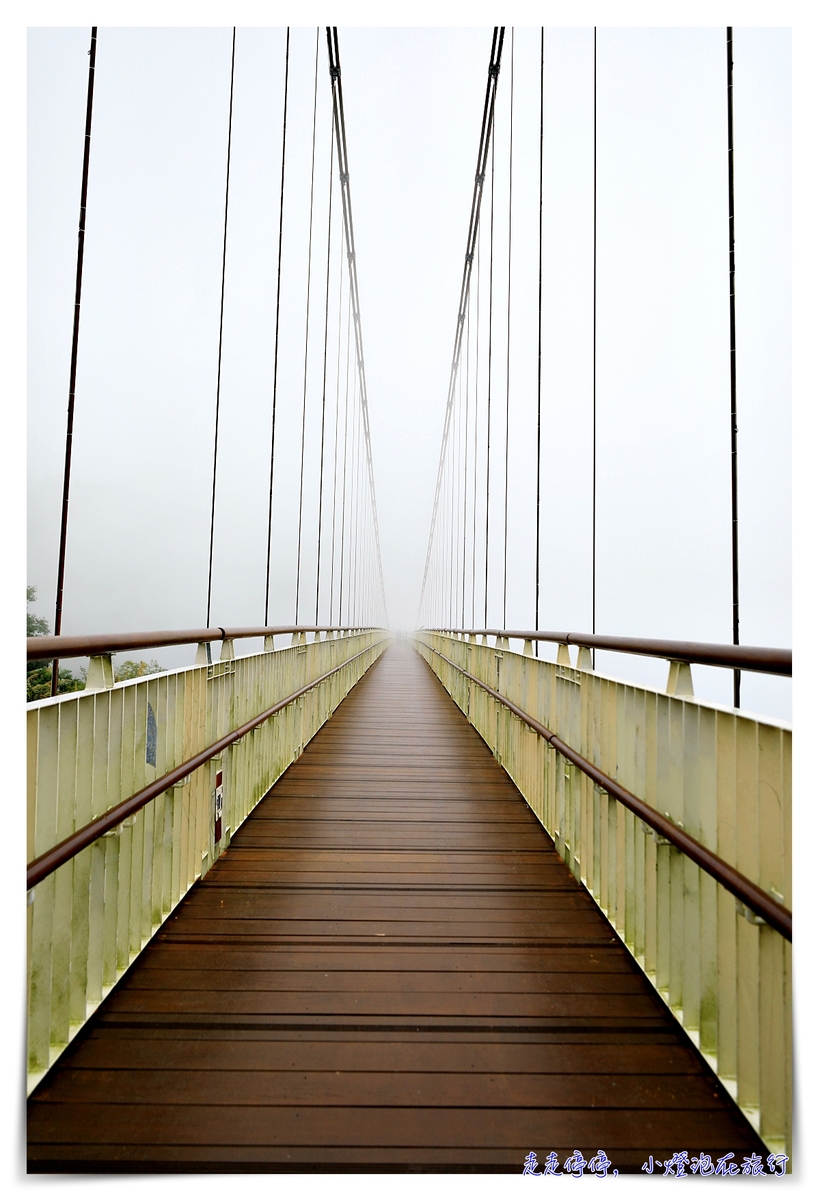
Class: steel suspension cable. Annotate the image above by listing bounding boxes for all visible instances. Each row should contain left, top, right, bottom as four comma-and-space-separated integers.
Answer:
315, 105, 336, 623
51, 25, 97, 695
294, 29, 321, 624
326, 28, 389, 623
264, 28, 290, 624
502, 29, 514, 628
206, 27, 237, 628
535, 27, 544, 656
417, 28, 505, 622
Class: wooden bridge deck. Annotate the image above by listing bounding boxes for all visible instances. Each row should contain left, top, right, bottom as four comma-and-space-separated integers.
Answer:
28, 640, 765, 1173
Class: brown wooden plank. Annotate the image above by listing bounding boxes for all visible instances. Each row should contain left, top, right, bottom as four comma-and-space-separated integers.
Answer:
117, 969, 651, 994
27, 1101, 763, 1151
100, 990, 664, 1019
35, 1068, 728, 1110
60, 1036, 704, 1075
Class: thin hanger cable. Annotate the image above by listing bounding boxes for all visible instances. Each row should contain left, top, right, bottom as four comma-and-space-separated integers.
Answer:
502, 29, 514, 628
264, 28, 290, 624
727, 26, 741, 708
471, 223, 481, 627
338, 300, 352, 624
328, 229, 346, 623
483, 126, 496, 628
294, 28, 321, 623
592, 26, 597, 662
461, 290, 471, 627
206, 26, 237, 628
315, 108, 336, 623
535, 27, 544, 656
51, 25, 98, 695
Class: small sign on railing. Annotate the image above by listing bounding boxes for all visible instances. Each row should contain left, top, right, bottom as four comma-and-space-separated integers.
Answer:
214, 770, 224, 842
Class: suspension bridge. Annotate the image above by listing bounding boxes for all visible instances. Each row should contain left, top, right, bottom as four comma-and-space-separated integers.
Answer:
26, 26, 791, 1174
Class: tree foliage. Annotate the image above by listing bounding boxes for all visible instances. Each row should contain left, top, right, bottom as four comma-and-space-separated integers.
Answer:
26, 585, 86, 701
26, 586, 49, 638
115, 659, 164, 681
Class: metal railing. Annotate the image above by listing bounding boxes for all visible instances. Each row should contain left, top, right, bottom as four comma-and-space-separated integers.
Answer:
26, 627, 390, 1094
28, 623, 371, 666
414, 630, 791, 1157
428, 627, 792, 678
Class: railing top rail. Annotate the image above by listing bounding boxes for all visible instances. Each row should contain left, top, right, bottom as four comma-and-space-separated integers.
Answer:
429, 628, 791, 677
27, 626, 376, 663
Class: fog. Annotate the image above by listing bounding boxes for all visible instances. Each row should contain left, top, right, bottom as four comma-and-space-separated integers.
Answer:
27, 25, 790, 718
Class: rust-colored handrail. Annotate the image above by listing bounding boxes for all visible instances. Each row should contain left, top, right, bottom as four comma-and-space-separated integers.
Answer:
421, 641, 792, 941
27, 637, 389, 890
431, 627, 791, 676
27, 625, 372, 663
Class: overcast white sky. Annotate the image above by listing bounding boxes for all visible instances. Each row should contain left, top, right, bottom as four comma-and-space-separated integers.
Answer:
27, 19, 792, 717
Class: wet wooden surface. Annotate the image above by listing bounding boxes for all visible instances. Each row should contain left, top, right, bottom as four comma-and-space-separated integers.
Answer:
28, 640, 766, 1173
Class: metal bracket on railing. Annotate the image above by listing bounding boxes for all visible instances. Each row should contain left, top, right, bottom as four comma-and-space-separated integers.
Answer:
523, 639, 533, 657
557, 643, 571, 667
576, 645, 593, 671
220, 638, 235, 662
85, 653, 114, 692
208, 660, 236, 680
666, 660, 694, 697
196, 642, 212, 665
737, 899, 766, 926
642, 819, 672, 847
102, 812, 137, 837
263, 635, 276, 652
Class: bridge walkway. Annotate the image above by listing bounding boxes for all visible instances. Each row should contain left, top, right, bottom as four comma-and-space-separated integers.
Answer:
27, 640, 765, 1172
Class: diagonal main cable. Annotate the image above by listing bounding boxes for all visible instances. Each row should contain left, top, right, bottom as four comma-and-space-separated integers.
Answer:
418, 27, 505, 625
326, 28, 389, 626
